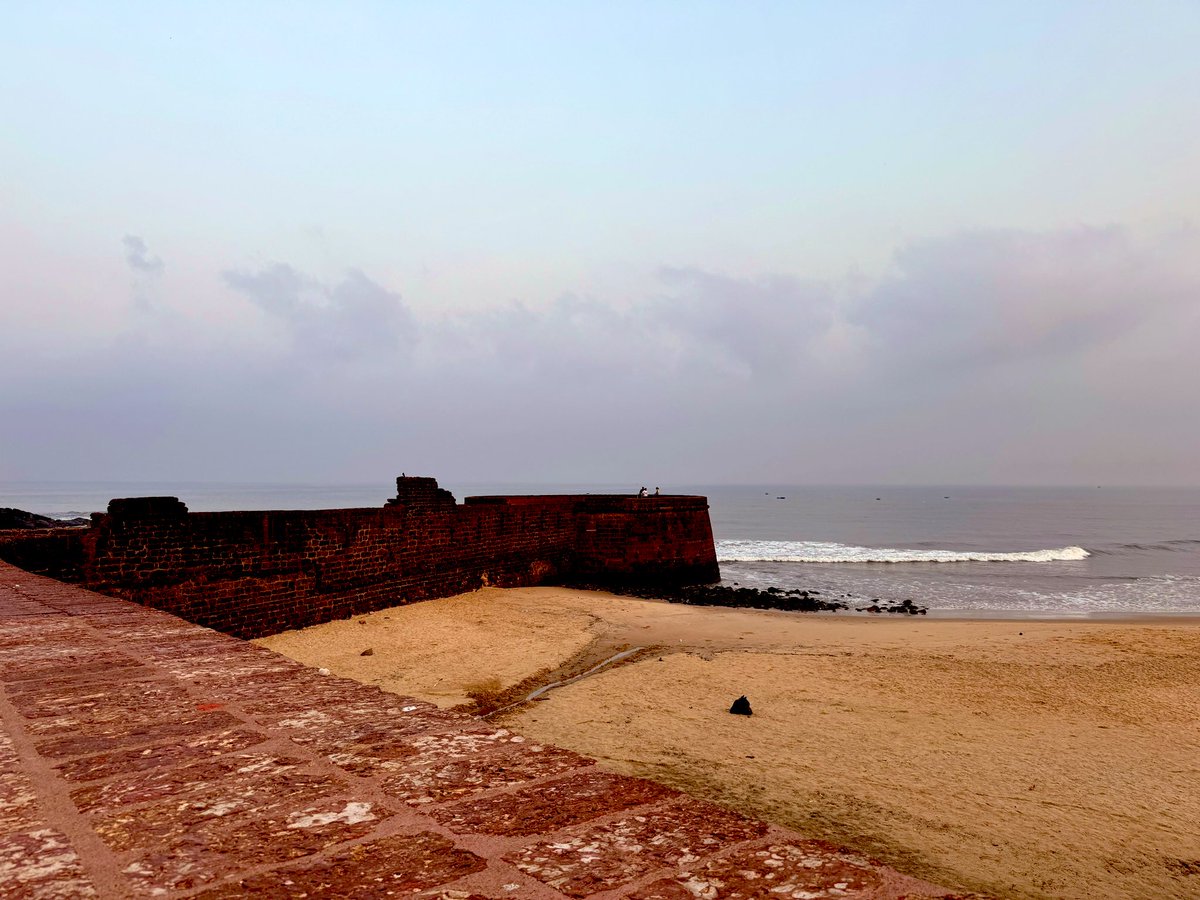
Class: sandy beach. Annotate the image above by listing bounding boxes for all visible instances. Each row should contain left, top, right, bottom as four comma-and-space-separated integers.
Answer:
256, 587, 1200, 899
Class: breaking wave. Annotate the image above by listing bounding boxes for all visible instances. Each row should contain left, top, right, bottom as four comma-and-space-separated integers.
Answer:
716, 540, 1090, 564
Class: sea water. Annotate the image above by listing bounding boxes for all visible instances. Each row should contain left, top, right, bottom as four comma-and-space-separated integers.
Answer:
702, 485, 1200, 617
3, 481, 1197, 618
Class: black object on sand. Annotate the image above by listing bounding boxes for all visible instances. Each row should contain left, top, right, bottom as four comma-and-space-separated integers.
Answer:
729, 695, 752, 716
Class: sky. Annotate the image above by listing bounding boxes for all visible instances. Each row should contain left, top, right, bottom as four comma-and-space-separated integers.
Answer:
2, 2, 1198, 486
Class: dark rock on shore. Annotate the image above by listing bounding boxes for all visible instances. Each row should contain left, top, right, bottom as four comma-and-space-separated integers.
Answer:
729, 695, 753, 715
855, 597, 928, 615
574, 580, 928, 616
0, 508, 89, 529
579, 581, 850, 613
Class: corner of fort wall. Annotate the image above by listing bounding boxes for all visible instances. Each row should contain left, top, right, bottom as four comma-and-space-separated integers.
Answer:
0, 477, 719, 638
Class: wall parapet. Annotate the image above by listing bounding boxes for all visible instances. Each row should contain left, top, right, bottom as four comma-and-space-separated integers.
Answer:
0, 477, 719, 638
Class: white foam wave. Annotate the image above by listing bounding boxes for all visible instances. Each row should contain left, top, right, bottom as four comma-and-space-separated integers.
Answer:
717, 540, 1090, 564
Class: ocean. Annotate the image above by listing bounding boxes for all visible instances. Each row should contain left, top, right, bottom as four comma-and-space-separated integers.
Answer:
3, 481, 1198, 618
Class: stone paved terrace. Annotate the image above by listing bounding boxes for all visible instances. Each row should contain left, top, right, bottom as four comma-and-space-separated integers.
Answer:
0, 560, 964, 899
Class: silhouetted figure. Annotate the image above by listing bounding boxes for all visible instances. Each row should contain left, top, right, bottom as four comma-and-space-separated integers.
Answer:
638, 486, 648, 498
654, 487, 660, 496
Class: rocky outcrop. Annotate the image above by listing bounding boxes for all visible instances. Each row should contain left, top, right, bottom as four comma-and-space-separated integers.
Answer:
0, 508, 88, 529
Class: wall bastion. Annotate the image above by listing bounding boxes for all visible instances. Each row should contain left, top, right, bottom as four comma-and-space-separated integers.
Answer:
0, 476, 719, 638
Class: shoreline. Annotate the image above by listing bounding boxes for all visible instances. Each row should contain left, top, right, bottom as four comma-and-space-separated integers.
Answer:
256, 586, 1200, 899
833, 608, 1200, 623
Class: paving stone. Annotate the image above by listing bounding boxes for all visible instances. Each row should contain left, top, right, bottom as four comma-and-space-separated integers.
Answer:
52, 727, 266, 783
0, 621, 81, 650
93, 772, 353, 852
83, 620, 213, 643
0, 733, 39, 835
192, 830, 488, 898
120, 797, 387, 892
326, 723, 522, 776
176, 657, 310, 689
32, 709, 243, 759
0, 729, 25, 779
69, 749, 311, 814
508, 797, 770, 897
237, 670, 439, 717
377, 727, 591, 804
0, 596, 53, 616
625, 840, 897, 899
0, 651, 142, 686
142, 641, 290, 677
432, 770, 677, 837
8, 679, 188, 722
261, 700, 463, 759
0, 769, 41, 837
15, 688, 202, 740
0, 828, 98, 899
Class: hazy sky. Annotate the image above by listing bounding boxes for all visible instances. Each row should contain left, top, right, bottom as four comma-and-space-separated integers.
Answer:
3, 3, 1198, 486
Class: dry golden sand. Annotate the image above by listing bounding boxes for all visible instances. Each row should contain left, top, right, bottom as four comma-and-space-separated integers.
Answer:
256, 587, 1200, 899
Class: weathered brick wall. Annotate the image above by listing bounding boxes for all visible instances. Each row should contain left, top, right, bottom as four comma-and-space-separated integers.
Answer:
572, 496, 720, 585
0, 478, 718, 639
0, 528, 87, 581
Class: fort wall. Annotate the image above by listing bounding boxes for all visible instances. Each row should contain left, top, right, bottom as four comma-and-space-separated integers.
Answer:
0, 477, 718, 638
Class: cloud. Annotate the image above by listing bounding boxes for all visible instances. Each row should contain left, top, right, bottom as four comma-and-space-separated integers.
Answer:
4, 223, 1198, 484
849, 225, 1196, 374
122, 234, 163, 276
203, 227, 1192, 394
649, 268, 835, 378
222, 264, 417, 361
417, 268, 836, 390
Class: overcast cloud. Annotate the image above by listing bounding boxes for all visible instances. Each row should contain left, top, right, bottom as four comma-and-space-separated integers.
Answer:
223, 264, 417, 362
1, 224, 1195, 486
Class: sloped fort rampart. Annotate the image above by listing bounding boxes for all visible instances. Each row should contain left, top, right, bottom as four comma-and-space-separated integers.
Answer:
0, 477, 719, 639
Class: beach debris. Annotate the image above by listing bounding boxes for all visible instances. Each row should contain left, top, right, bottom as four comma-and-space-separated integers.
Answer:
318, 668, 331, 676
360, 648, 374, 656
730, 696, 753, 716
